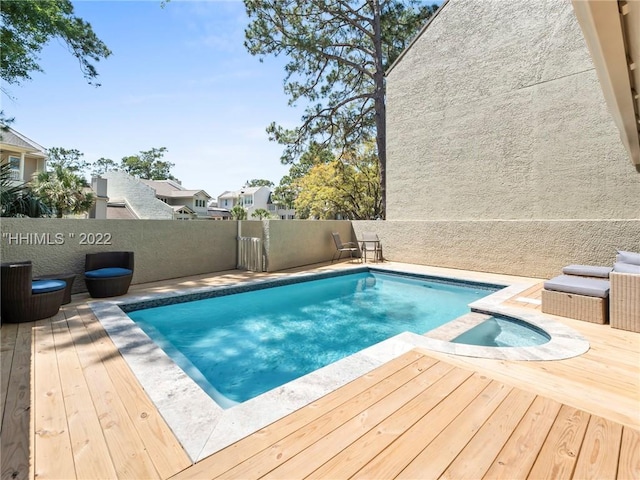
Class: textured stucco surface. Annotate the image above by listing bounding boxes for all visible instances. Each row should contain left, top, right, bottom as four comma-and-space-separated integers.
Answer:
353, 219, 639, 279
264, 220, 355, 272
386, 0, 640, 221
0, 219, 238, 292
0, 219, 357, 292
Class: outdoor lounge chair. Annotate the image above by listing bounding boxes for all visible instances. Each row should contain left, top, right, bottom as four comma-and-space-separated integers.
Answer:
609, 251, 640, 333
541, 274, 610, 324
1, 261, 66, 323
331, 232, 359, 263
84, 251, 134, 298
360, 232, 383, 263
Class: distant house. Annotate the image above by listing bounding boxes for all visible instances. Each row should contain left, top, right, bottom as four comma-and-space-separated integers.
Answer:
217, 186, 271, 218
140, 179, 212, 219
207, 201, 232, 220
101, 171, 212, 220
267, 193, 296, 220
0, 126, 47, 184
217, 186, 296, 219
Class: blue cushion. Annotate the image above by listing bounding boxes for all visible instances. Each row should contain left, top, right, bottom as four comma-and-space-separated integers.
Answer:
32, 279, 66, 294
85, 267, 133, 279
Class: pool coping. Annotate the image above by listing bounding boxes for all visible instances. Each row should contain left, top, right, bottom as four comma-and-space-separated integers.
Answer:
89, 265, 589, 462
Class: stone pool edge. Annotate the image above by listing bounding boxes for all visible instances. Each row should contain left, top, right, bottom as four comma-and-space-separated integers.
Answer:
89, 265, 589, 462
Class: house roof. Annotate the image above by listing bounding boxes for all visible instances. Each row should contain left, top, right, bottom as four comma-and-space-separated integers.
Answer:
218, 186, 265, 199
106, 203, 138, 219
0, 126, 47, 156
571, 0, 639, 168
140, 179, 212, 199
171, 205, 195, 214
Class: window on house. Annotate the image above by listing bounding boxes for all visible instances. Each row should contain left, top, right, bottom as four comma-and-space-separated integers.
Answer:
8, 156, 20, 180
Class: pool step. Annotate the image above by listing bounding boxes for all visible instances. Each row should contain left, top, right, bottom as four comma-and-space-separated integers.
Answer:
424, 312, 493, 341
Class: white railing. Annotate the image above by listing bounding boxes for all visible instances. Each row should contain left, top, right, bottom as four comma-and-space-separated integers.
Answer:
237, 236, 264, 272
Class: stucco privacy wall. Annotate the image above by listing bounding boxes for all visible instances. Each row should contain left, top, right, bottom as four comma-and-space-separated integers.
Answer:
0, 219, 356, 292
0, 219, 238, 292
263, 220, 354, 272
386, 0, 640, 221
353, 220, 639, 279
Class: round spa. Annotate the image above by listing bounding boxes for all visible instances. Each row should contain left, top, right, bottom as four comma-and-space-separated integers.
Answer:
451, 315, 551, 348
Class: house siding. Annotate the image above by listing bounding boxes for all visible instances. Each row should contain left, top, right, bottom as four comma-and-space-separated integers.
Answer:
387, 0, 640, 221
381, 0, 640, 276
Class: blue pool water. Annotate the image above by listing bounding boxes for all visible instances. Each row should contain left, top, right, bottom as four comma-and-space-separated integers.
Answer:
127, 271, 497, 405
452, 316, 550, 347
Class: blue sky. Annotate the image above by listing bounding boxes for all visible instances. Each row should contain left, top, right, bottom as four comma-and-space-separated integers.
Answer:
2, 0, 304, 200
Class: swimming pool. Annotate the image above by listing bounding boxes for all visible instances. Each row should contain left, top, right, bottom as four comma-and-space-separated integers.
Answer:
127, 270, 498, 405
92, 265, 590, 460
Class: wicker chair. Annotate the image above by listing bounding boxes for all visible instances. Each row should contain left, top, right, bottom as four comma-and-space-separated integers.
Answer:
84, 251, 134, 298
1, 261, 66, 323
609, 272, 640, 332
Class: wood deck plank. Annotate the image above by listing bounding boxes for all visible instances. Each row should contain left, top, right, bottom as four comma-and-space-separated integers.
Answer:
261, 360, 455, 479
439, 388, 538, 480
217, 355, 443, 479
62, 309, 161, 479
527, 405, 591, 479
49, 317, 118, 479
0, 323, 18, 418
617, 427, 640, 480
306, 366, 475, 479
396, 380, 513, 479
32, 316, 77, 480
573, 416, 623, 480
74, 305, 191, 478
350, 372, 491, 480
172, 350, 428, 480
0, 323, 31, 480
484, 396, 563, 478
1, 265, 637, 480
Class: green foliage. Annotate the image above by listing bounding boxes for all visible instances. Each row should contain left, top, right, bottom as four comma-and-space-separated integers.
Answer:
294, 141, 381, 220
47, 147, 91, 183
0, 0, 111, 87
251, 208, 271, 219
31, 165, 95, 218
272, 142, 333, 209
244, 0, 437, 217
91, 157, 119, 176
245, 179, 274, 188
0, 163, 51, 217
231, 204, 248, 220
119, 147, 175, 180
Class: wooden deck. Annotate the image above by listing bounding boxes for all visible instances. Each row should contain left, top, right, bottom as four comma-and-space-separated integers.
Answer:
1, 266, 639, 479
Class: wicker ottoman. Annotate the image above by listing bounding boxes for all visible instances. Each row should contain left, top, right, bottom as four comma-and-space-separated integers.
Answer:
541, 275, 610, 324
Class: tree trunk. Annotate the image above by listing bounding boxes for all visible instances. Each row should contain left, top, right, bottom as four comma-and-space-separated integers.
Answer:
372, 0, 386, 219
